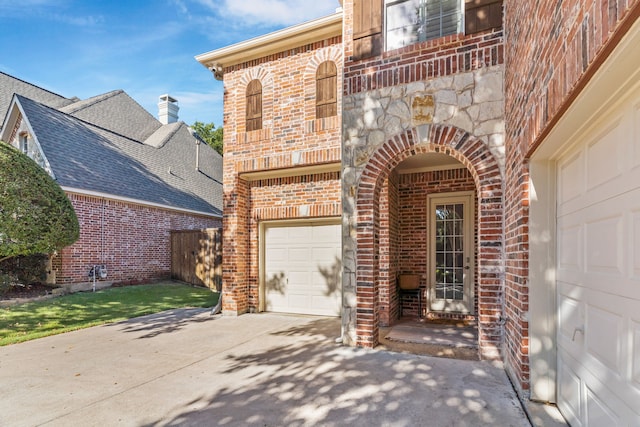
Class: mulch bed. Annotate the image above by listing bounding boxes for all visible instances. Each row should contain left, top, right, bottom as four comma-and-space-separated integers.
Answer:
0, 283, 57, 301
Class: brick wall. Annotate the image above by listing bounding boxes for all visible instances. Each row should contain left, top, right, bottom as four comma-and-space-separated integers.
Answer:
52, 192, 219, 285
221, 38, 343, 314
503, 0, 640, 395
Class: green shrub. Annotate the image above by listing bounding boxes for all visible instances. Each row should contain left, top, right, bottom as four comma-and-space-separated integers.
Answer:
0, 142, 79, 262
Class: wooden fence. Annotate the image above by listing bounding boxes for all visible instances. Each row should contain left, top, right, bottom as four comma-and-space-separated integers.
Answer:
170, 228, 222, 290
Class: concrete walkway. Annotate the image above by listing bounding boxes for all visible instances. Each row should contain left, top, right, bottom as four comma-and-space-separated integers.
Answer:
0, 310, 530, 426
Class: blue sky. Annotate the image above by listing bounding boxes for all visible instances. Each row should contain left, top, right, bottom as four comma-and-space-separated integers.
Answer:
0, 0, 341, 127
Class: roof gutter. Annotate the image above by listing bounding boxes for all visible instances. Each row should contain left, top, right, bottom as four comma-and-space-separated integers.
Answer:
195, 11, 343, 78
62, 187, 222, 219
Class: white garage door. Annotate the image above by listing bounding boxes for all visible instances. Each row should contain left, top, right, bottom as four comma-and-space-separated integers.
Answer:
556, 89, 640, 426
264, 222, 341, 316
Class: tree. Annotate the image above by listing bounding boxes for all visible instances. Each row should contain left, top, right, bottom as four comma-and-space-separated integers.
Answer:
0, 142, 79, 263
191, 121, 223, 156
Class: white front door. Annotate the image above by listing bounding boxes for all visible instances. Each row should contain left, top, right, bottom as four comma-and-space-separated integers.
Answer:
428, 192, 474, 314
263, 221, 342, 316
555, 85, 640, 426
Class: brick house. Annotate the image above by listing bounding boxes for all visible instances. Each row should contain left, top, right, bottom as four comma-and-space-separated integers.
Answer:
0, 72, 223, 286
197, 1, 640, 424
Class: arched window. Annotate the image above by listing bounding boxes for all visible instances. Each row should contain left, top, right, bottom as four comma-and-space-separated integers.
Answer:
316, 61, 337, 119
246, 79, 262, 131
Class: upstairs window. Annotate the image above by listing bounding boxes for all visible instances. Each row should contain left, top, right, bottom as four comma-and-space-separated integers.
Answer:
246, 79, 262, 132
316, 61, 338, 119
385, 0, 462, 51
19, 132, 28, 154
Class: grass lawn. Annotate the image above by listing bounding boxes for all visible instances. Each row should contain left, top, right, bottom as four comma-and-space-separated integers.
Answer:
0, 282, 218, 346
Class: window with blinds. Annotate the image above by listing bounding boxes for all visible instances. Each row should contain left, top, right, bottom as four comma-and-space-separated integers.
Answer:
246, 79, 262, 132
316, 61, 338, 119
385, 0, 462, 50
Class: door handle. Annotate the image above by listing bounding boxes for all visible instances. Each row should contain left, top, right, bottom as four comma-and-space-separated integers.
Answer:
464, 265, 470, 270
572, 326, 584, 341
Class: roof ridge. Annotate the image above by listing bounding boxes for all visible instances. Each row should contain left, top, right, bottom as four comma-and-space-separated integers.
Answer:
144, 122, 183, 148
62, 89, 124, 114
0, 70, 71, 101
15, 94, 145, 145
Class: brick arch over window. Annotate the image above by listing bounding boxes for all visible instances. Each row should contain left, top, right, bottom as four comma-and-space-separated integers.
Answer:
315, 61, 337, 118
303, 46, 343, 123
239, 67, 274, 133
352, 124, 504, 359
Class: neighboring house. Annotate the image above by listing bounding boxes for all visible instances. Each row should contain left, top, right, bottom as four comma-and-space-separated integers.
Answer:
198, 1, 640, 425
0, 72, 223, 286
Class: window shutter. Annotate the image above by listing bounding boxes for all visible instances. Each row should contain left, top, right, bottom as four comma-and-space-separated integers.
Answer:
246, 79, 262, 132
465, 0, 503, 34
353, 0, 383, 60
316, 61, 338, 119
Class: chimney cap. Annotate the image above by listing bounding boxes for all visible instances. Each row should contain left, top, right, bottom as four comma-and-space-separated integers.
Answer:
159, 94, 178, 103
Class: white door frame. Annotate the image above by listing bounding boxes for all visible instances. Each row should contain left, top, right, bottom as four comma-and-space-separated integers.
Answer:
427, 191, 475, 314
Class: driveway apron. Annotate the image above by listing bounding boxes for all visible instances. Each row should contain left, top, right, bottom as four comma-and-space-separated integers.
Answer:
0, 310, 529, 426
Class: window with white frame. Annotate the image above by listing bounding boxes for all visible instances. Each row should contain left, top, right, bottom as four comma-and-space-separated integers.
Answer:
385, 0, 462, 50
19, 132, 28, 154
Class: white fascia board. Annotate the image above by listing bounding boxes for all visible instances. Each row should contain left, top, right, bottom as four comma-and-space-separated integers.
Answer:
195, 12, 343, 70
62, 187, 222, 219
2, 97, 56, 180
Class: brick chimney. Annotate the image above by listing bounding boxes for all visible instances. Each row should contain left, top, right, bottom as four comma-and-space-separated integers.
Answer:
158, 94, 179, 124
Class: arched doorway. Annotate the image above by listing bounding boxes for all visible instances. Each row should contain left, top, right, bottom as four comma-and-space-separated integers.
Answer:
345, 124, 504, 359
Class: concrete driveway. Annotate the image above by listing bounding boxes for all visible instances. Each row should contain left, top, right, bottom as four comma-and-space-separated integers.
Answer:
0, 310, 529, 426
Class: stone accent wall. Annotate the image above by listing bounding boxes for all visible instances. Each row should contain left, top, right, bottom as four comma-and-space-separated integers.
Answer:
221, 38, 344, 314
52, 192, 219, 285
341, 61, 506, 357
503, 0, 640, 396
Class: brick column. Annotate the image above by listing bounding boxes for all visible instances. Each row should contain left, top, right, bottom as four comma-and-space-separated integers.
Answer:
222, 176, 250, 315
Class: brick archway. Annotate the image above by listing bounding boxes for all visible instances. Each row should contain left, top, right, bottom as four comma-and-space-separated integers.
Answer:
354, 124, 503, 359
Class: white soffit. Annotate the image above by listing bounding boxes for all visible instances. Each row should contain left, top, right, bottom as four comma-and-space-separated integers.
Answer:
195, 12, 343, 69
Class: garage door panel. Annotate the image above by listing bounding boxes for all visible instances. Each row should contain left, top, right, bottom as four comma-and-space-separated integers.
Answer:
633, 209, 640, 280
634, 102, 640, 168
586, 304, 623, 372
585, 214, 623, 276
264, 222, 341, 316
558, 223, 582, 273
632, 319, 640, 386
558, 288, 583, 347
586, 120, 624, 191
288, 247, 311, 262
558, 357, 582, 426
586, 386, 620, 427
558, 151, 585, 211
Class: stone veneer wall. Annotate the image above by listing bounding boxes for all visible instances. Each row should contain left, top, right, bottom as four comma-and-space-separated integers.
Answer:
342, 63, 506, 356
52, 192, 220, 285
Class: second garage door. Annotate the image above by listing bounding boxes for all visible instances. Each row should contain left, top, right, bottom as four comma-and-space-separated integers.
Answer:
263, 222, 341, 316
555, 84, 640, 426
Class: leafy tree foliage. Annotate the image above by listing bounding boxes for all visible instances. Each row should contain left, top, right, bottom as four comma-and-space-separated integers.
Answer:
191, 121, 223, 156
0, 142, 79, 262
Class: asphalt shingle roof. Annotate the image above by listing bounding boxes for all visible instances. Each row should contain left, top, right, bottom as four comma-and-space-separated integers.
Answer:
0, 72, 74, 129
16, 94, 222, 216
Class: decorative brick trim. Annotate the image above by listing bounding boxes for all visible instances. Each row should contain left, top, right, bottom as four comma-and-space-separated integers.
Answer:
304, 45, 344, 123
235, 147, 341, 173
354, 124, 504, 359
344, 30, 504, 95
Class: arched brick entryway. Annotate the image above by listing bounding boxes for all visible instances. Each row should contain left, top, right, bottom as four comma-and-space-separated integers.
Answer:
353, 124, 503, 359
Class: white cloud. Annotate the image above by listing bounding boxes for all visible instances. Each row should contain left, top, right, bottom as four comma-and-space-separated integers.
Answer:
200, 0, 339, 27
